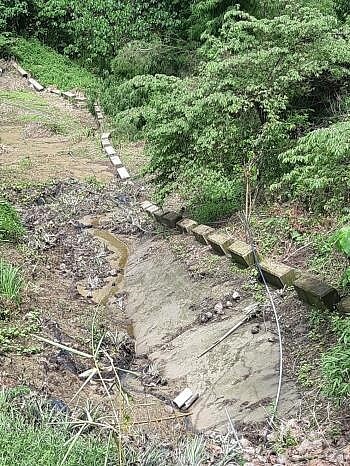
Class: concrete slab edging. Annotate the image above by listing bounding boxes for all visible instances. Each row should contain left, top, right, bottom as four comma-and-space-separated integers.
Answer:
10, 61, 130, 182
140, 203, 348, 313
9, 60, 349, 314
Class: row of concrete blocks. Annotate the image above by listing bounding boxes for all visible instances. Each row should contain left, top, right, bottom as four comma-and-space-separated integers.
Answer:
141, 201, 349, 314
100, 132, 130, 181
94, 103, 104, 123
12, 62, 128, 182
12, 62, 87, 106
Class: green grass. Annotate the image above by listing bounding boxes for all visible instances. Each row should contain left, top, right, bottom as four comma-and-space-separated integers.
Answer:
12, 37, 100, 93
0, 201, 25, 242
321, 315, 350, 400
0, 391, 113, 466
0, 260, 23, 303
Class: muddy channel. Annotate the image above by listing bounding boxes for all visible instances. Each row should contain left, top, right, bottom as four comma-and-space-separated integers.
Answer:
75, 217, 300, 432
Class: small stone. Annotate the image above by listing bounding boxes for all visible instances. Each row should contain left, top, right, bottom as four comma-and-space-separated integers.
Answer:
231, 291, 241, 300
36, 197, 45, 205
214, 302, 223, 314
201, 315, 208, 323
117, 166, 130, 180
337, 296, 350, 315
109, 269, 118, 276
225, 300, 233, 308
205, 311, 213, 320
251, 324, 260, 334
240, 438, 252, 448
207, 232, 234, 255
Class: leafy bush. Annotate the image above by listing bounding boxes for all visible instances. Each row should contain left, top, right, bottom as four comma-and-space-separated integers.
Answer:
101, 74, 180, 139
278, 121, 350, 211
144, 5, 350, 218
0, 260, 23, 304
0, 201, 24, 242
177, 165, 243, 223
111, 39, 193, 80
333, 226, 350, 287
322, 316, 350, 399
12, 38, 99, 92
0, 33, 14, 57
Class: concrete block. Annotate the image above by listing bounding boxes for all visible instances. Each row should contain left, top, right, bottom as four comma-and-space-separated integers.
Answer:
159, 211, 183, 229
207, 232, 234, 255
75, 96, 86, 102
227, 240, 256, 268
337, 296, 350, 315
49, 88, 61, 96
62, 91, 75, 99
101, 138, 111, 148
110, 155, 123, 167
154, 209, 168, 223
177, 218, 198, 234
94, 104, 101, 112
101, 132, 111, 140
28, 78, 44, 92
117, 166, 130, 180
141, 201, 153, 211
13, 63, 28, 77
260, 259, 297, 288
145, 204, 162, 217
96, 113, 103, 120
105, 146, 117, 157
192, 224, 215, 245
294, 274, 340, 310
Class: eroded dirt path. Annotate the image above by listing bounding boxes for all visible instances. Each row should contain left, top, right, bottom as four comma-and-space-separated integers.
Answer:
2, 63, 350, 466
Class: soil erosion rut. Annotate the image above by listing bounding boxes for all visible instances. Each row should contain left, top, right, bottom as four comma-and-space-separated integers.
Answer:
1, 65, 300, 433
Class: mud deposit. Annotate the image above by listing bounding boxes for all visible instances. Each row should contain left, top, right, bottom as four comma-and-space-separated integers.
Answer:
125, 239, 299, 431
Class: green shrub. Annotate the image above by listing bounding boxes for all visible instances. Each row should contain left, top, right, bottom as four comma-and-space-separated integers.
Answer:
111, 39, 192, 80
333, 226, 350, 287
145, 5, 350, 216
0, 33, 14, 58
0, 260, 23, 304
0, 201, 24, 242
100, 74, 179, 139
322, 316, 350, 400
177, 165, 243, 223
12, 37, 99, 93
278, 121, 350, 211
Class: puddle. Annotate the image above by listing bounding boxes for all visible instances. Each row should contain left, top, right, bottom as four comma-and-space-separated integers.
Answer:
77, 224, 129, 306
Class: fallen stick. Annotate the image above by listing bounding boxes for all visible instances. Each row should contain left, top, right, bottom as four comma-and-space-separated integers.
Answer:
197, 305, 259, 358
133, 411, 192, 425
34, 335, 93, 359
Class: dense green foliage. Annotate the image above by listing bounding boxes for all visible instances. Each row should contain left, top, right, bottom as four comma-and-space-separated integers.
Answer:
334, 226, 350, 287
1, 0, 350, 218
12, 38, 98, 92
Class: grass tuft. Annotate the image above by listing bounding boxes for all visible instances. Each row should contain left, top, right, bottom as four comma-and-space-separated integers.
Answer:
0, 260, 23, 303
0, 200, 25, 242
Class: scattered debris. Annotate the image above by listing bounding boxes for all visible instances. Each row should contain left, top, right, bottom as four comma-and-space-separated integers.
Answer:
173, 388, 198, 409
198, 304, 261, 358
